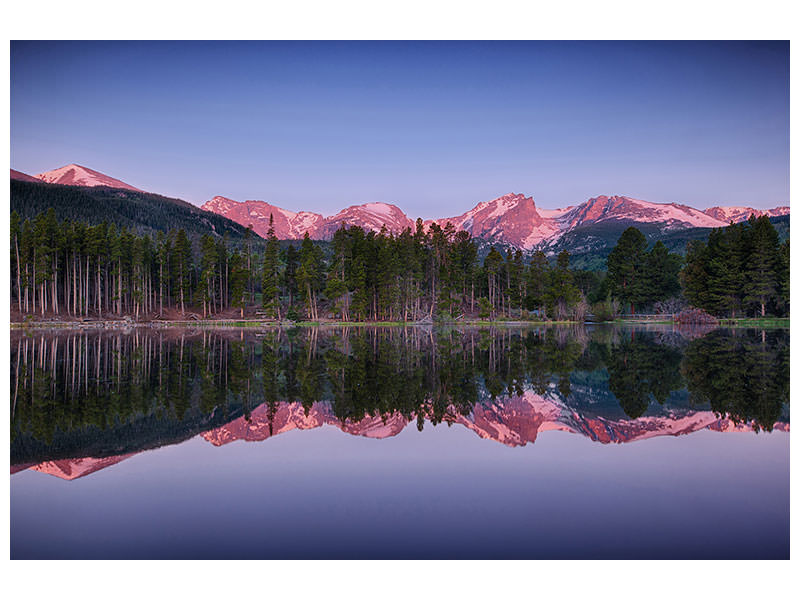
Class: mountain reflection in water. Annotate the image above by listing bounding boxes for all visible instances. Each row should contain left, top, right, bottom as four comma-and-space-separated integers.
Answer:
10, 325, 789, 480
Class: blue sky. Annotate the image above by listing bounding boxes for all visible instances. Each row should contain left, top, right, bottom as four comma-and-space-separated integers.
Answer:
11, 41, 789, 217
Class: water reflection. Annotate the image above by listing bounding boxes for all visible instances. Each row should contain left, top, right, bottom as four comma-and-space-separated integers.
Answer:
10, 325, 789, 478
683, 329, 790, 432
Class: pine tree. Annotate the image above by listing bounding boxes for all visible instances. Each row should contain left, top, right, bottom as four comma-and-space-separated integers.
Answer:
545, 250, 580, 320
525, 250, 549, 317
11, 211, 22, 313
742, 215, 780, 317
607, 226, 648, 314
507, 249, 524, 312
20, 219, 34, 313
779, 239, 789, 313
173, 229, 192, 314
155, 231, 169, 315
217, 236, 229, 311
348, 229, 369, 321
261, 214, 281, 319
32, 211, 52, 315
229, 251, 249, 318
297, 233, 323, 320
244, 225, 254, 304
283, 245, 300, 319
376, 228, 400, 320
706, 224, 745, 317
199, 234, 217, 318
645, 241, 682, 304
681, 240, 710, 310
451, 230, 477, 315
131, 234, 145, 319
483, 247, 504, 318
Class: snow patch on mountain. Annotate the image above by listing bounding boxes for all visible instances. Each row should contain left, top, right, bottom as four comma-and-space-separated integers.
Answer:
35, 164, 142, 192
360, 202, 397, 218
201, 191, 788, 250
560, 195, 727, 230
703, 205, 791, 223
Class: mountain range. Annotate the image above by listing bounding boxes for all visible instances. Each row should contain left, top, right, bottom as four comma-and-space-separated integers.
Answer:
11, 164, 789, 253
202, 192, 789, 251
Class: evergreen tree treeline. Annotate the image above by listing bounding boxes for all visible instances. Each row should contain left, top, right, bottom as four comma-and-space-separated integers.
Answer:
11, 209, 789, 321
10, 179, 250, 241
606, 228, 682, 313
604, 217, 789, 318
11, 210, 589, 321
681, 215, 789, 317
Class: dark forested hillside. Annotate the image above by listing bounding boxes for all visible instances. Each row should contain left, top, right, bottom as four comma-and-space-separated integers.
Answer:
10, 179, 255, 243
549, 215, 790, 271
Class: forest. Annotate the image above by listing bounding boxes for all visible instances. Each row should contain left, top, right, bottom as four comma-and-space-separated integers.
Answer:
9, 208, 789, 322
10, 179, 251, 241
682, 215, 790, 317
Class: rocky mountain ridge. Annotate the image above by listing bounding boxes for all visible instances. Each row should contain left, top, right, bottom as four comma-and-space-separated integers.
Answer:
11, 164, 789, 251
201, 191, 789, 251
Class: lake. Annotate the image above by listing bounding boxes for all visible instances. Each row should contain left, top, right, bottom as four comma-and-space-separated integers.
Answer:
9, 324, 789, 559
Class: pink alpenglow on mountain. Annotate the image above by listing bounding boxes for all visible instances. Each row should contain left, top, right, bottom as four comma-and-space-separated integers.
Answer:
195, 190, 791, 250
199, 197, 417, 240
200, 393, 790, 450
34, 164, 142, 192
560, 195, 727, 230
29, 454, 137, 480
430, 193, 562, 249
10, 168, 40, 183
323, 202, 416, 237
201, 402, 409, 447
12, 396, 788, 480
201, 196, 326, 240
703, 205, 790, 223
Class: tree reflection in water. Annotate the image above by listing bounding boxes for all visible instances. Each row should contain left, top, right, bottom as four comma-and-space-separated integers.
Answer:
10, 325, 789, 466
682, 329, 789, 432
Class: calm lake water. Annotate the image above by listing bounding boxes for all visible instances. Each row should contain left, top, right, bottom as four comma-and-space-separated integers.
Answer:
10, 324, 789, 559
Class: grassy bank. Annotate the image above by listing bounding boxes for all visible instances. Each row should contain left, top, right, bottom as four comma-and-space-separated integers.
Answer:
717, 317, 790, 328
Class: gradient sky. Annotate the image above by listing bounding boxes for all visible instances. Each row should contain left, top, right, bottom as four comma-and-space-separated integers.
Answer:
11, 41, 789, 218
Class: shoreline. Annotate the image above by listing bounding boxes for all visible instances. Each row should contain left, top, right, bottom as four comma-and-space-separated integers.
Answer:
9, 317, 790, 329
9, 318, 582, 329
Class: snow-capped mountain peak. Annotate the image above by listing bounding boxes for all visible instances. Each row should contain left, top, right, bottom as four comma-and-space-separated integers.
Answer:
201, 190, 788, 251
199, 196, 324, 239
13, 165, 787, 253
703, 205, 790, 223
34, 163, 142, 191
323, 202, 415, 236
560, 195, 727, 230
429, 192, 557, 249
